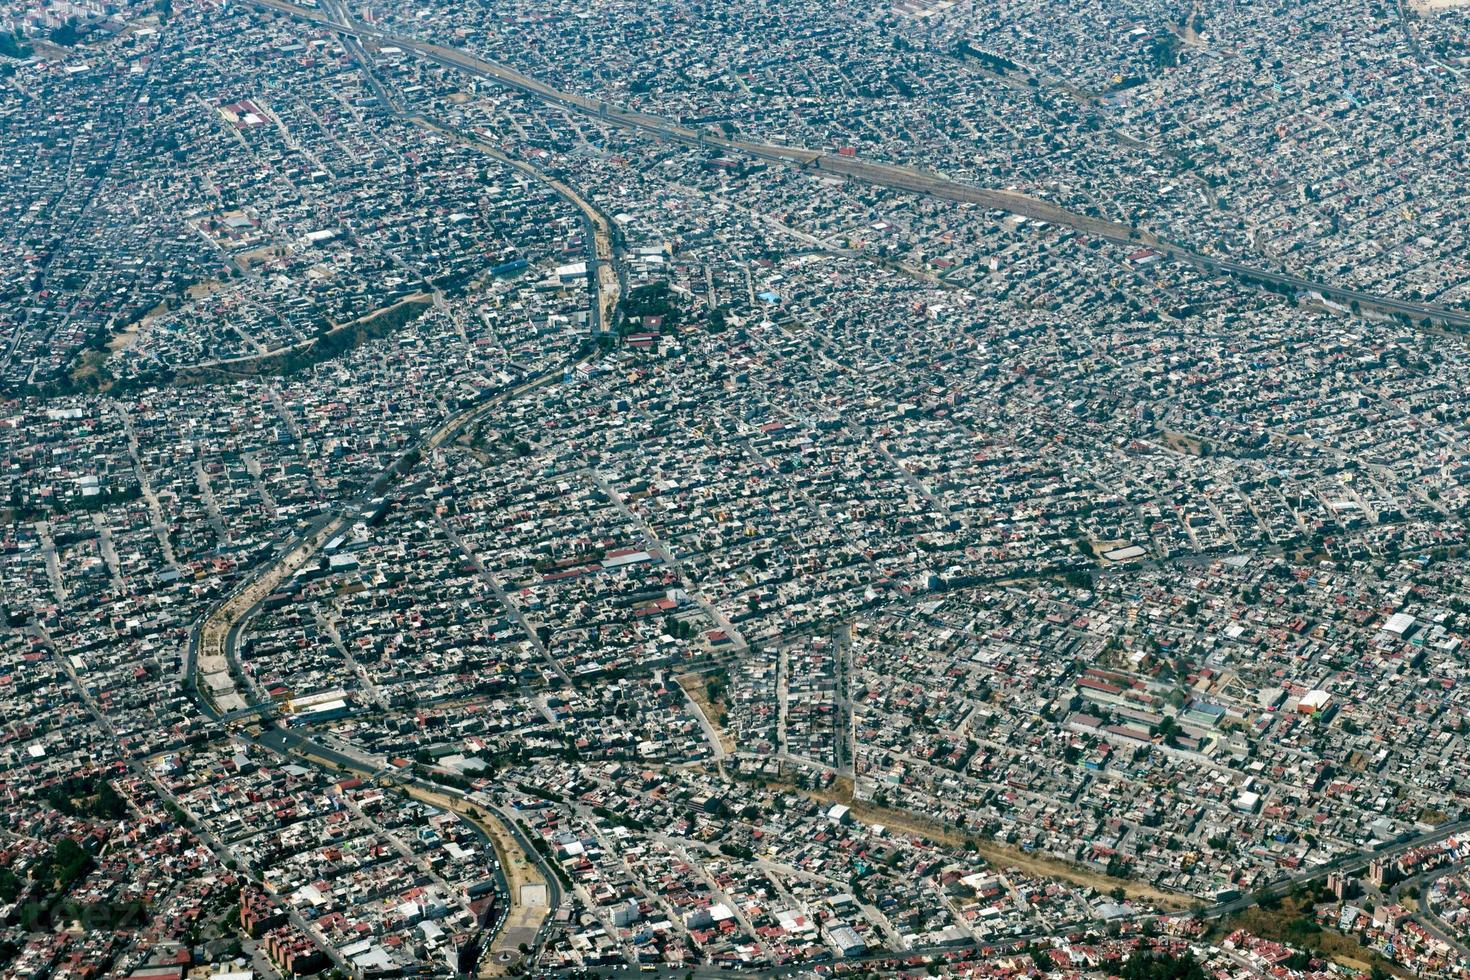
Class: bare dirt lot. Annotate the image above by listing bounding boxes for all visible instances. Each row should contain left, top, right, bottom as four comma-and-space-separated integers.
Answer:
676, 671, 736, 753
1222, 896, 1409, 976
401, 785, 550, 975
782, 774, 1196, 911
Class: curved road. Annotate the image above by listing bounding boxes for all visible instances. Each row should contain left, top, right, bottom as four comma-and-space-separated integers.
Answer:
248, 0, 1470, 331
182, 352, 591, 965
200, 2, 1470, 965
1392, 861, 1470, 960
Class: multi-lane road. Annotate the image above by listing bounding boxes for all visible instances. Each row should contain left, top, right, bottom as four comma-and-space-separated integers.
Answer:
198, 1, 1470, 966
1390, 861, 1470, 961
187, 344, 598, 719
179, 18, 632, 961
1199, 817, 1470, 920
181, 352, 592, 967
250, 0, 1470, 331
311, 0, 623, 336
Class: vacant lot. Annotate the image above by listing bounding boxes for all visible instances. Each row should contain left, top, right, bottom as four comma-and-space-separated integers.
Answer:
768, 772, 1195, 911
1222, 896, 1408, 976
676, 671, 735, 753
403, 785, 550, 974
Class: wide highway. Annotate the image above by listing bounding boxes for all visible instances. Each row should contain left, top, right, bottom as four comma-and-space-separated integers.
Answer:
249, 0, 1470, 331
